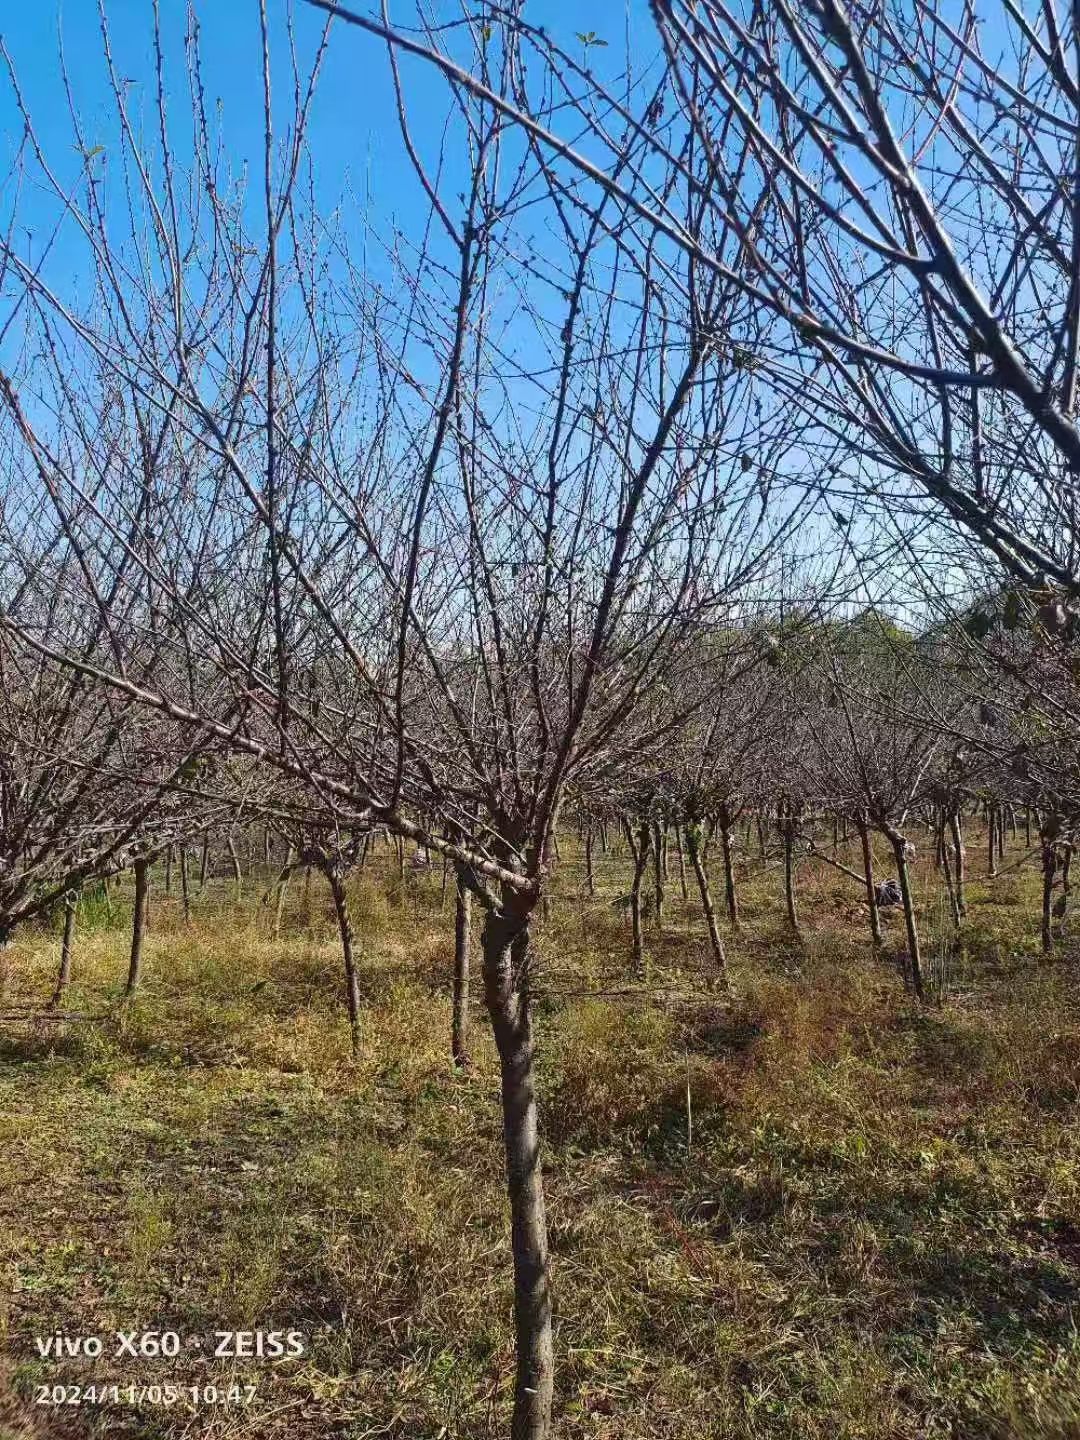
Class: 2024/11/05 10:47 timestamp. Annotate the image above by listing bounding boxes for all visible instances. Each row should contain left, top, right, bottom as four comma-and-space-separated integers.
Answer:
35, 1384, 257, 1407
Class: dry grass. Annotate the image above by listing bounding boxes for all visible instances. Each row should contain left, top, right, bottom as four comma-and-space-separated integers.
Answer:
1, 828, 1079, 1438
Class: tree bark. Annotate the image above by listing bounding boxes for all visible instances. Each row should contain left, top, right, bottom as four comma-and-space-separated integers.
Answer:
126, 858, 150, 995
481, 904, 552, 1440
51, 893, 78, 1008
453, 866, 471, 1067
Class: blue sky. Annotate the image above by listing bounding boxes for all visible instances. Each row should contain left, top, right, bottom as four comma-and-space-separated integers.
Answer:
0, 1, 650, 275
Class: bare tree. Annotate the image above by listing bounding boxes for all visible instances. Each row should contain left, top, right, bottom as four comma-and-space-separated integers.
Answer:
0, 10, 823, 1436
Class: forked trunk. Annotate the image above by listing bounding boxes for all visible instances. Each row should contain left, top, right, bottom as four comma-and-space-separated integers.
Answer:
126, 857, 150, 995
51, 892, 78, 1008
480, 903, 552, 1440
453, 867, 472, 1066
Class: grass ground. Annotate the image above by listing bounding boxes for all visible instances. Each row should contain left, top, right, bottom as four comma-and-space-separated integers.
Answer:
1, 825, 1079, 1439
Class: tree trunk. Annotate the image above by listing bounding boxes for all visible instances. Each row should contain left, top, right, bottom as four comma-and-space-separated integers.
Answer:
684, 822, 728, 985
780, 802, 800, 933
227, 834, 242, 900
718, 805, 739, 929
652, 821, 665, 931
1042, 839, 1057, 954
273, 848, 295, 940
987, 804, 997, 877
180, 845, 191, 923
948, 811, 967, 917
626, 817, 651, 977
940, 823, 961, 929
480, 904, 552, 1440
674, 824, 689, 902
1060, 844, 1074, 942
199, 832, 210, 891
857, 818, 883, 948
165, 845, 173, 896
323, 860, 361, 1057
51, 893, 78, 1008
453, 867, 472, 1067
126, 858, 150, 995
584, 829, 595, 897
886, 830, 925, 1002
